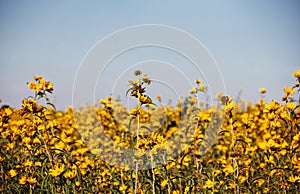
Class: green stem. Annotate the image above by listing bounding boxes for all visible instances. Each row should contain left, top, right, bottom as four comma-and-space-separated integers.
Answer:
134, 113, 140, 194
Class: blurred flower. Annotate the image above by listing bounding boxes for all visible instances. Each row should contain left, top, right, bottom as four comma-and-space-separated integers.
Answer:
160, 179, 168, 187
23, 160, 33, 167
45, 81, 54, 93
34, 74, 42, 81
129, 107, 140, 117
35, 161, 42, 167
156, 95, 161, 102
220, 95, 229, 105
260, 88, 267, 94
2, 107, 13, 117
293, 69, 300, 79
284, 86, 294, 96
49, 164, 65, 177
285, 102, 296, 111
27, 177, 37, 185
137, 93, 152, 104
119, 184, 127, 192
288, 175, 300, 183
203, 179, 215, 189
7, 169, 17, 178
199, 84, 205, 92
64, 169, 77, 179
223, 164, 234, 176
134, 70, 141, 76
189, 87, 198, 94
254, 178, 265, 187
19, 176, 27, 185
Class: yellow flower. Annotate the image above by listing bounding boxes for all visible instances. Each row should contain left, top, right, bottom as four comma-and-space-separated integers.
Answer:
129, 107, 140, 116
75, 181, 81, 187
199, 84, 205, 92
23, 137, 31, 145
39, 77, 45, 85
285, 102, 296, 111
195, 79, 201, 84
293, 69, 300, 79
34, 74, 42, 81
212, 169, 222, 176
259, 88, 266, 94
22, 99, 38, 112
166, 161, 175, 170
35, 83, 44, 92
288, 175, 300, 183
184, 186, 190, 194
279, 149, 287, 156
137, 93, 152, 104
27, 177, 37, 184
263, 188, 270, 193
264, 155, 276, 165
119, 184, 127, 192
45, 81, 54, 93
225, 100, 234, 112
99, 99, 107, 105
64, 169, 77, 179
244, 159, 252, 166
35, 161, 42, 167
203, 179, 215, 189
259, 163, 266, 169
80, 168, 87, 176
156, 95, 161, 102
19, 176, 27, 185
28, 81, 37, 92
254, 178, 265, 187
181, 155, 191, 166
74, 147, 89, 155
160, 179, 168, 187
292, 155, 300, 171
189, 87, 198, 94
33, 137, 41, 144
284, 86, 294, 96
2, 107, 13, 116
23, 160, 33, 167
223, 164, 234, 176
215, 144, 227, 152
8, 169, 17, 178
239, 176, 248, 184
49, 164, 65, 177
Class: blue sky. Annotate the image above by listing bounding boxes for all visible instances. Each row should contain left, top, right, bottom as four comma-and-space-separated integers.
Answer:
0, 1, 299, 110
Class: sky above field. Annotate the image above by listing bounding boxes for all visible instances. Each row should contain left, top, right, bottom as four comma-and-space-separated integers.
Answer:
0, 1, 300, 110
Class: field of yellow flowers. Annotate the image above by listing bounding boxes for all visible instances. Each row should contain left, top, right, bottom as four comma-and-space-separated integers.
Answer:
1, 70, 300, 193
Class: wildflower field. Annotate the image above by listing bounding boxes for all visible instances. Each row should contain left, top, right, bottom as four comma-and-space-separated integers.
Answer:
1, 70, 300, 193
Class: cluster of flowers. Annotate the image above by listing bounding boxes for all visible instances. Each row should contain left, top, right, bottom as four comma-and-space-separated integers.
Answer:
0, 70, 300, 193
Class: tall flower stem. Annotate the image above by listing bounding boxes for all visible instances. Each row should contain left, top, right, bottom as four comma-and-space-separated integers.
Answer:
134, 112, 140, 194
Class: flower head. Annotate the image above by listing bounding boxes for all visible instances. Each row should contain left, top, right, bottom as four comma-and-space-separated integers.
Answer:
19, 176, 27, 185
27, 177, 37, 185
7, 169, 17, 178
260, 88, 266, 94
203, 179, 215, 189
284, 86, 294, 96
49, 164, 65, 177
293, 69, 300, 79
